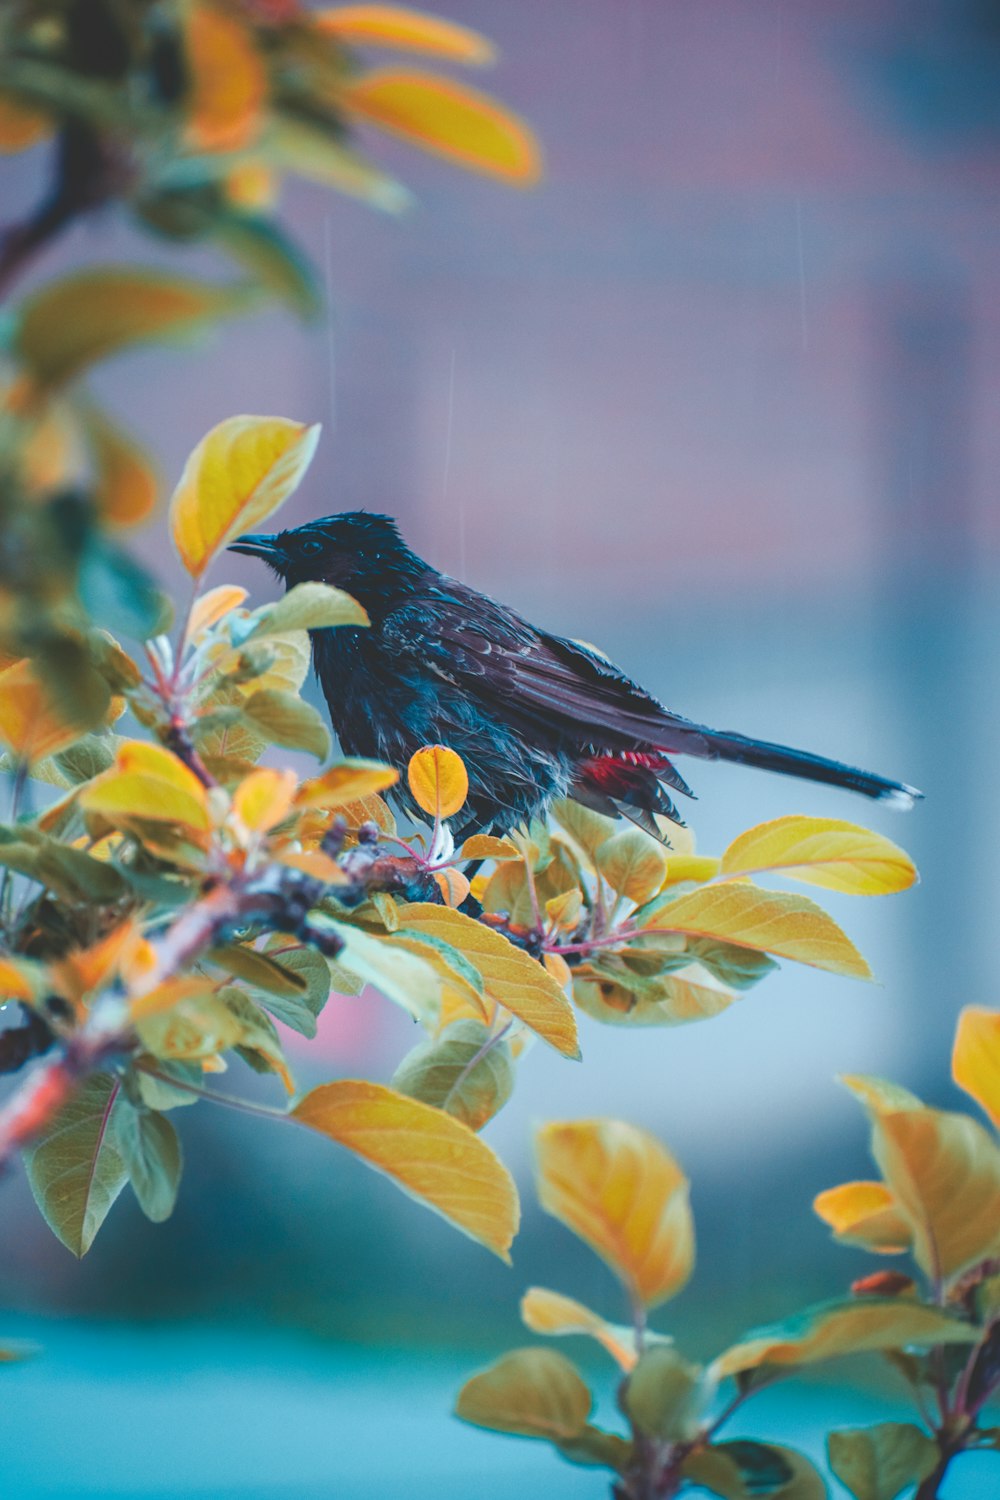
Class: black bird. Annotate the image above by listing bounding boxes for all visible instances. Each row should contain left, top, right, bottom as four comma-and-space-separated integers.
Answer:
230, 514, 921, 836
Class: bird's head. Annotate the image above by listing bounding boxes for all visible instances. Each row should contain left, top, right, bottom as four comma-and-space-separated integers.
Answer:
228, 512, 424, 610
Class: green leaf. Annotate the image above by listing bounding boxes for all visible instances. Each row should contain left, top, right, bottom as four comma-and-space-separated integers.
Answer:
134, 1058, 202, 1110
12, 268, 256, 389
684, 938, 778, 989
333, 922, 442, 1029
116, 1103, 182, 1222
710, 1299, 979, 1380
455, 1348, 592, 1443
53, 733, 117, 784
243, 581, 369, 639
556, 1425, 632, 1473
624, 1346, 703, 1442
257, 943, 332, 1037
827, 1423, 938, 1500
241, 688, 331, 759
77, 536, 164, 640
209, 943, 309, 997
390, 1019, 514, 1131
0, 826, 126, 902
596, 827, 667, 903
683, 1441, 827, 1499
25, 1073, 127, 1256
550, 799, 617, 865
212, 213, 322, 319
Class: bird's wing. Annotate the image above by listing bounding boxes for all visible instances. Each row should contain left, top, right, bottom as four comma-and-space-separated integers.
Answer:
380, 585, 706, 752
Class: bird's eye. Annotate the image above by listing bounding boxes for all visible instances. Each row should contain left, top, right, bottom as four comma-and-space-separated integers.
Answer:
299, 538, 324, 556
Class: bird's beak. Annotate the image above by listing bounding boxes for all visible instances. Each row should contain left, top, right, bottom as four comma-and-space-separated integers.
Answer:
228, 532, 282, 562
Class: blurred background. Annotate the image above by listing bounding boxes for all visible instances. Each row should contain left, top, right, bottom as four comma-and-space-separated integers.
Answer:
3, 1, 999, 1494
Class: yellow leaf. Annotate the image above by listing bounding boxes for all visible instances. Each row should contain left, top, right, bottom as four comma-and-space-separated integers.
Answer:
186, 585, 249, 644
640, 882, 871, 979
80, 772, 212, 834
431, 867, 470, 906
396, 903, 579, 1057
711, 1298, 979, 1380
872, 1106, 1000, 1283
535, 1119, 694, 1309
224, 161, 276, 211
407, 744, 469, 821
80, 404, 159, 527
232, 767, 297, 832
185, 4, 268, 153
341, 69, 541, 184
170, 415, 321, 577
113, 740, 210, 804
455, 1348, 592, 1441
292, 1079, 519, 1258
317, 6, 496, 64
662, 855, 720, 888
720, 816, 917, 896
952, 1007, 1000, 1129
460, 834, 521, 861
0, 93, 50, 153
520, 1287, 639, 1371
813, 1181, 913, 1255
135, 986, 242, 1055
597, 828, 668, 904
0, 659, 86, 763
13, 269, 252, 391
295, 758, 398, 809
338, 791, 397, 835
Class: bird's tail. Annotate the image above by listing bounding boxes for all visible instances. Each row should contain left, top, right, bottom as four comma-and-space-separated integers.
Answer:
683, 727, 921, 808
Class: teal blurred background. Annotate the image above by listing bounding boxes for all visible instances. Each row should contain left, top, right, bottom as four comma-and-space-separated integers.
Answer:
3, 0, 1000, 1493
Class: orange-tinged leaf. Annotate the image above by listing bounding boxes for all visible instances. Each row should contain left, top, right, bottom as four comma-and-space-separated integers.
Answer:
640, 882, 871, 979
292, 1079, 519, 1258
0, 93, 50, 153
710, 1298, 979, 1380
535, 1119, 694, 1309
407, 744, 468, 821
295, 758, 398, 809
128, 975, 220, 1021
720, 816, 918, 896
813, 1181, 913, 1255
543, 951, 572, 988
51, 921, 140, 1006
13, 269, 252, 391
460, 834, 521, 862
114, 740, 210, 805
224, 161, 277, 211
186, 585, 249, 643
432, 867, 470, 906
185, 4, 268, 152
952, 1007, 1000, 1129
169, 414, 321, 577
872, 1106, 1000, 1282
520, 1287, 639, 1371
232, 767, 297, 832
317, 6, 495, 64
396, 903, 579, 1057
0, 659, 86, 763
80, 771, 212, 833
81, 404, 159, 526
276, 849, 346, 883
0, 957, 38, 1002
341, 69, 541, 184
